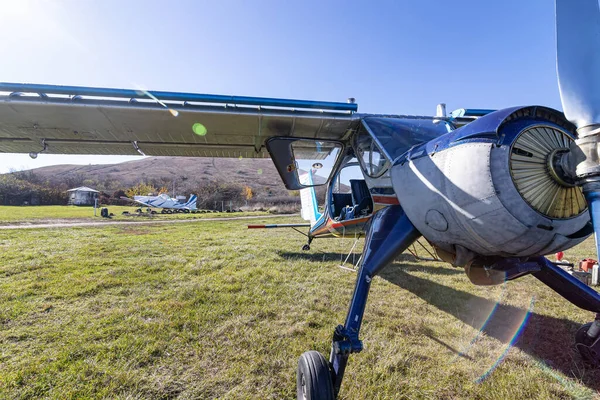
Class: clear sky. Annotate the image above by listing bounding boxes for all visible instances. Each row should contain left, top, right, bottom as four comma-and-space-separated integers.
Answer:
0, 0, 559, 173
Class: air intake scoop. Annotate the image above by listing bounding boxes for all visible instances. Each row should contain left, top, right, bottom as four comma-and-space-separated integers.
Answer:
509, 125, 586, 219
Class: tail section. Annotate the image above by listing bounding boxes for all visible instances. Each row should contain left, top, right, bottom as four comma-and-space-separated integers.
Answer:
298, 171, 321, 226
186, 194, 198, 210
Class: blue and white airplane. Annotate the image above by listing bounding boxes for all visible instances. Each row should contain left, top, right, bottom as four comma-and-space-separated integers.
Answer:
1, 1, 600, 398
122, 193, 198, 213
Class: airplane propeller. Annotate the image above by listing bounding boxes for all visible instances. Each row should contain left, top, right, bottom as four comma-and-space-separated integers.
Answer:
556, 0, 600, 263
556, 0, 600, 129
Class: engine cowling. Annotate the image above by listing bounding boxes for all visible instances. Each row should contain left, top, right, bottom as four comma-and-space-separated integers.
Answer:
391, 106, 591, 268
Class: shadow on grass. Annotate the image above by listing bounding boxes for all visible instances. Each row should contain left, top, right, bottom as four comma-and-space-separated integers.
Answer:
379, 262, 600, 391
277, 251, 348, 263
278, 252, 457, 274
424, 333, 474, 361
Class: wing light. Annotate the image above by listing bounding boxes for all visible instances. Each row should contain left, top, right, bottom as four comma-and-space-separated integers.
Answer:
28, 139, 48, 159
132, 141, 146, 156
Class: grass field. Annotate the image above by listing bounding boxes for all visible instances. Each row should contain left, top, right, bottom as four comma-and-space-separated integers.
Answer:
0, 205, 270, 225
1, 212, 600, 399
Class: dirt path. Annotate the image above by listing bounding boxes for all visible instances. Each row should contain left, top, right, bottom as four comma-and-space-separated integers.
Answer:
0, 214, 297, 230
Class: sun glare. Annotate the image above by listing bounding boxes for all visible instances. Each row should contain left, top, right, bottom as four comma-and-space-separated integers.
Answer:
0, 0, 33, 17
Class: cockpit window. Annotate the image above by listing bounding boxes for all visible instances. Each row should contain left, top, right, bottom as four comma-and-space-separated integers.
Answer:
290, 139, 342, 187
355, 129, 390, 177
361, 117, 453, 161
332, 162, 363, 194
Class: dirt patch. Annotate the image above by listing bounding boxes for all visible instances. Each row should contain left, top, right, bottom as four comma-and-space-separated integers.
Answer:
116, 227, 151, 235
0, 218, 99, 226
0, 214, 297, 230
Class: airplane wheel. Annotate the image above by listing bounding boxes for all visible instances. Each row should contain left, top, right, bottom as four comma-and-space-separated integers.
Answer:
575, 322, 600, 366
576, 322, 595, 346
302, 244, 310, 251
297, 351, 335, 400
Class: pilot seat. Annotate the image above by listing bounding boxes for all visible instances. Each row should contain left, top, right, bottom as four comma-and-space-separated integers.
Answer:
334, 180, 373, 221
349, 179, 373, 217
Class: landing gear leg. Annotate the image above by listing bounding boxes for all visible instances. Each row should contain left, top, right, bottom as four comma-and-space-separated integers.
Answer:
573, 183, 600, 365
296, 206, 419, 399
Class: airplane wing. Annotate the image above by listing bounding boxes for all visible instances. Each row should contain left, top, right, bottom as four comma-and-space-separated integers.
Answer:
120, 196, 154, 208
0, 83, 359, 158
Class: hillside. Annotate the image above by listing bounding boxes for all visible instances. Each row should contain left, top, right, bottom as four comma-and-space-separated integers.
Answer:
2, 156, 334, 208
26, 156, 289, 196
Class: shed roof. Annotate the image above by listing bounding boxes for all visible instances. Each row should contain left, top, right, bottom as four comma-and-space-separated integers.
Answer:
67, 186, 99, 193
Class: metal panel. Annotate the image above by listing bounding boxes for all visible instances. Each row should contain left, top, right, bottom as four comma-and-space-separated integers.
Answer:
139, 143, 266, 158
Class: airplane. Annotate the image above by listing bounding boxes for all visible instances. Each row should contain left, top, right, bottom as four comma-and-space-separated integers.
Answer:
120, 193, 198, 213
1, 1, 600, 398
247, 166, 373, 251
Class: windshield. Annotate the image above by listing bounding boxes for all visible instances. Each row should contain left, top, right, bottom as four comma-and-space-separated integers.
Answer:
362, 117, 453, 161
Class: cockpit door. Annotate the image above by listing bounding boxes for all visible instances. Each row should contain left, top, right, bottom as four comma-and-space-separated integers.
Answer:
266, 137, 344, 190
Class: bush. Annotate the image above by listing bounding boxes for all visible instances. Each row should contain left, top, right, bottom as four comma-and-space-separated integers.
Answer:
0, 175, 68, 205
193, 181, 245, 210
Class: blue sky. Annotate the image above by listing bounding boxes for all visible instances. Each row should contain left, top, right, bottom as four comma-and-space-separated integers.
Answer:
0, 0, 559, 172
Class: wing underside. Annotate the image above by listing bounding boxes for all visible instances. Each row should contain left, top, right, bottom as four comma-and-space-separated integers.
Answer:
0, 83, 359, 158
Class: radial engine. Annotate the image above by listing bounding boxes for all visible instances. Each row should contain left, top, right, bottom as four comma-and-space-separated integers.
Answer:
391, 106, 591, 284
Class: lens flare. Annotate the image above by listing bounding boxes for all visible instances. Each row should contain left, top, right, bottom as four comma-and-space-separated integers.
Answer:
452, 282, 507, 362
192, 123, 207, 136
475, 296, 535, 383
532, 359, 592, 397
135, 87, 179, 117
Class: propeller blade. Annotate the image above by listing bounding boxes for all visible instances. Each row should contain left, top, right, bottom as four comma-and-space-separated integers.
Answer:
556, 0, 600, 130
556, 0, 600, 263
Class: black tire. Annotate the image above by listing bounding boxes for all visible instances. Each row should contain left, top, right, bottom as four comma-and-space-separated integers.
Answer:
575, 322, 600, 367
576, 322, 595, 347
297, 351, 335, 400
302, 244, 311, 251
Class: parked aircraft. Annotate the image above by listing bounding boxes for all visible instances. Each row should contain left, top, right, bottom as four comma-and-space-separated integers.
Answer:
248, 165, 372, 251
1, 1, 600, 398
121, 193, 198, 213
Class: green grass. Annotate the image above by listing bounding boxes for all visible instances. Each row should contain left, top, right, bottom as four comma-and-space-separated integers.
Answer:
1, 216, 600, 399
0, 205, 270, 224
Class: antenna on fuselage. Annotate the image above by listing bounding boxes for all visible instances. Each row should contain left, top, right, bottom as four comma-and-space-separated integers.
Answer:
436, 103, 447, 118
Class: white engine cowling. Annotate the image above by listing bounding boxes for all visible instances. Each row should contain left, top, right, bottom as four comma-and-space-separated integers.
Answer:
391, 109, 590, 266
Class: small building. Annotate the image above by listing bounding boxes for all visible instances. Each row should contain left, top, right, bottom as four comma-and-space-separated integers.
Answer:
67, 186, 99, 206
